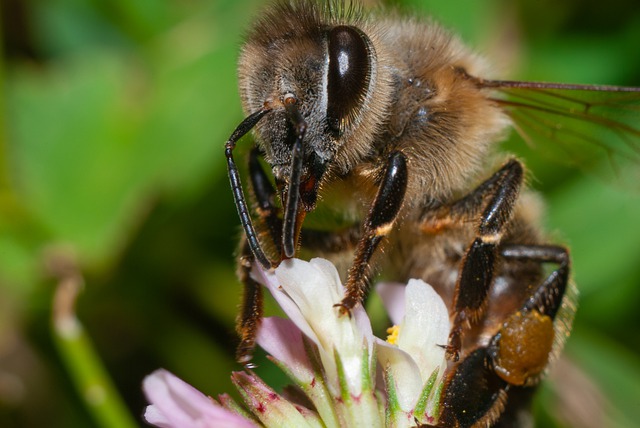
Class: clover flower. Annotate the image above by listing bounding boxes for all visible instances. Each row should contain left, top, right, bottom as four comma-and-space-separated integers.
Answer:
143, 258, 450, 428
375, 280, 450, 426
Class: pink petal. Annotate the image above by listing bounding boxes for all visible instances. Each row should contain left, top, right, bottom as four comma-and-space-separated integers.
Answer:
256, 317, 313, 383
376, 282, 407, 325
143, 369, 256, 428
144, 405, 171, 426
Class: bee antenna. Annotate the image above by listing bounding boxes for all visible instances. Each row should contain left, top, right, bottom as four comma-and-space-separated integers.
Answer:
282, 98, 308, 258
225, 108, 272, 269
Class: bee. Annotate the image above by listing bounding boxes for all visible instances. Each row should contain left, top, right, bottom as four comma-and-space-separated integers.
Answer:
223, 0, 640, 426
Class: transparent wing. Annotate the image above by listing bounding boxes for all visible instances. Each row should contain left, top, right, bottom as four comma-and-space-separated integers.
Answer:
479, 79, 640, 185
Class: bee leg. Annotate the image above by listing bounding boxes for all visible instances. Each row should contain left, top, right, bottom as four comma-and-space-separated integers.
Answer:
447, 159, 524, 361
337, 151, 409, 313
421, 159, 521, 232
490, 244, 571, 386
500, 244, 570, 317
248, 147, 283, 256
234, 148, 282, 365
235, 239, 264, 366
225, 108, 272, 269
438, 347, 508, 428
439, 245, 570, 427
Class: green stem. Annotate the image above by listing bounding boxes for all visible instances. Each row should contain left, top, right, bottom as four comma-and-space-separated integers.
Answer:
51, 270, 137, 428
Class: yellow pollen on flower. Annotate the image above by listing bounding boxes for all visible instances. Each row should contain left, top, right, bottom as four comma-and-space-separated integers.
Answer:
386, 325, 400, 345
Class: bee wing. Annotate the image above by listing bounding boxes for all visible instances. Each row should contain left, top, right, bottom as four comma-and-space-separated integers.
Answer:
482, 80, 640, 184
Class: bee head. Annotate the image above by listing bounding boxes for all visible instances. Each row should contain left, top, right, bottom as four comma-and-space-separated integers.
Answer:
237, 1, 383, 211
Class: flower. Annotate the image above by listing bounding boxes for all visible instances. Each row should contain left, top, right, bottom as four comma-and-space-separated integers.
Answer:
143, 258, 450, 428
375, 280, 450, 426
142, 369, 257, 428
255, 259, 375, 394
254, 258, 380, 427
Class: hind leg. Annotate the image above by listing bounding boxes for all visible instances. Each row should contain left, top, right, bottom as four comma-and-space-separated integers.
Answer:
438, 244, 573, 427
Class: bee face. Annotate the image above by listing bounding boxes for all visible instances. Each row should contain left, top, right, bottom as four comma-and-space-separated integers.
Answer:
237, 1, 394, 205
239, 34, 327, 167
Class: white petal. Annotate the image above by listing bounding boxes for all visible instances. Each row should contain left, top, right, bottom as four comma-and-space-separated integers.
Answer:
276, 258, 343, 320
255, 264, 319, 344
255, 258, 375, 396
397, 280, 449, 382
375, 338, 424, 412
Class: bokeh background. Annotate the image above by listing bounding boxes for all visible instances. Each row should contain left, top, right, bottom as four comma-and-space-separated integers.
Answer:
1, 0, 640, 427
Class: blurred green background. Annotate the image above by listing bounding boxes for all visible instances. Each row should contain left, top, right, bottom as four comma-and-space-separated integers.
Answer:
1, 0, 640, 427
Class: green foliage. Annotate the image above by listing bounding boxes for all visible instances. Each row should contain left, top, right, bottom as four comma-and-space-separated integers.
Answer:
1, 0, 639, 426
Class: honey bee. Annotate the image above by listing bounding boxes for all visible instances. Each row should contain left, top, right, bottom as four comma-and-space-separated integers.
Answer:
224, 1, 640, 426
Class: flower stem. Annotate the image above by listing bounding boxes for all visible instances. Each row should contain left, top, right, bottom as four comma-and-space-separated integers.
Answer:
51, 254, 137, 428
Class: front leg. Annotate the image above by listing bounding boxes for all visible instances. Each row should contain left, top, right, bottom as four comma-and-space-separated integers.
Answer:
235, 148, 282, 365
338, 151, 409, 313
235, 239, 264, 366
225, 109, 272, 269
444, 159, 524, 361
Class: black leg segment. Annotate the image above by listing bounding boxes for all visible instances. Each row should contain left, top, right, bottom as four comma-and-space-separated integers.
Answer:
501, 244, 570, 321
282, 98, 308, 258
225, 108, 272, 269
235, 240, 265, 366
439, 347, 508, 428
447, 159, 524, 361
249, 148, 283, 256
338, 151, 409, 312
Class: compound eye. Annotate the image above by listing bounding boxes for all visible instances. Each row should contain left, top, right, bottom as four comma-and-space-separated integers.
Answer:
327, 25, 371, 133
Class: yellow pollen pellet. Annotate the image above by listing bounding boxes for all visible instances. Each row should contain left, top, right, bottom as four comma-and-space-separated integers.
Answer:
386, 325, 400, 345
